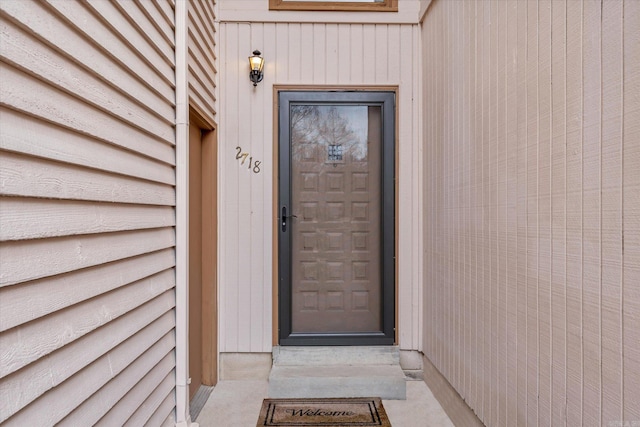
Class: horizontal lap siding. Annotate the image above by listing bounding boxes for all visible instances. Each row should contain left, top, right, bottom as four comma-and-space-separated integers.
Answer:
422, 0, 640, 426
0, 0, 177, 425
218, 21, 420, 352
188, 0, 217, 126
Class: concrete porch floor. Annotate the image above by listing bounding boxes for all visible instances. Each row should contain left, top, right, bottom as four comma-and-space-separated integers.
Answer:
195, 380, 454, 427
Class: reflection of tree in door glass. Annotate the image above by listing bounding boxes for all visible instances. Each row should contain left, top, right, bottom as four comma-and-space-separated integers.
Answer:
291, 105, 368, 162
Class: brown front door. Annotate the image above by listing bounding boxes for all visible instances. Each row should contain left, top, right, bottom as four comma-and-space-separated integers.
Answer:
278, 91, 395, 345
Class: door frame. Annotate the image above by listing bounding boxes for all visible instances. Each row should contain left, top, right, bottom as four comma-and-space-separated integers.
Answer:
275, 88, 396, 346
188, 111, 218, 395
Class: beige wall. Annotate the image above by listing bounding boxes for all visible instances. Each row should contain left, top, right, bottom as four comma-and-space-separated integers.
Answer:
218, 19, 423, 352
0, 0, 218, 424
422, 0, 639, 426
188, 0, 218, 125
0, 0, 178, 422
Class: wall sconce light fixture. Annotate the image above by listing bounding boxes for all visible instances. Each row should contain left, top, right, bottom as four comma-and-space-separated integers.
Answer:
249, 50, 264, 87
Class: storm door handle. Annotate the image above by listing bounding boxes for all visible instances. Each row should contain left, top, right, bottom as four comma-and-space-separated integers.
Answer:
281, 206, 297, 232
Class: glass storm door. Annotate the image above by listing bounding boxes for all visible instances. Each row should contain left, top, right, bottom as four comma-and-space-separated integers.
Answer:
278, 91, 395, 345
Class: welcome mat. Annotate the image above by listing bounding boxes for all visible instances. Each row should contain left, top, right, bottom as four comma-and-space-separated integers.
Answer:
256, 397, 391, 427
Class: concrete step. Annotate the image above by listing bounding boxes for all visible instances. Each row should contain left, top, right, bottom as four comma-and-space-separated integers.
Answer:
268, 364, 407, 400
272, 345, 400, 366
269, 346, 406, 400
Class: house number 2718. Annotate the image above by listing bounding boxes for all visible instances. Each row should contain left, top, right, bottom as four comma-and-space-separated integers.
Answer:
235, 146, 261, 174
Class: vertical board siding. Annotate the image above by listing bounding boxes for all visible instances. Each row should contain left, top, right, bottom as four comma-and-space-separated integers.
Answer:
0, 0, 178, 424
623, 2, 640, 423
188, 0, 217, 126
422, 0, 640, 426
219, 21, 421, 352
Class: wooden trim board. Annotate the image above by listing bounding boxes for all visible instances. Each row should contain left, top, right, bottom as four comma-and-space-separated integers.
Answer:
201, 127, 218, 386
269, 0, 397, 12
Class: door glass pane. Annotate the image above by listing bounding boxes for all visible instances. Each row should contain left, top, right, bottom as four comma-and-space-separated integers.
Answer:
290, 105, 382, 333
